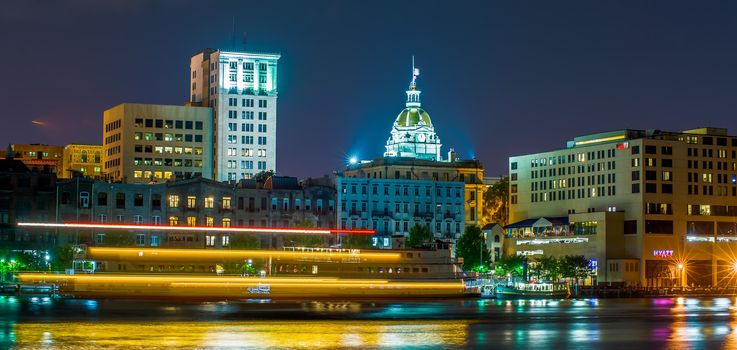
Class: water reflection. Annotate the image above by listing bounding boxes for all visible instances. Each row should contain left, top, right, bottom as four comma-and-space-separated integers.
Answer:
11, 321, 469, 349
2, 297, 737, 348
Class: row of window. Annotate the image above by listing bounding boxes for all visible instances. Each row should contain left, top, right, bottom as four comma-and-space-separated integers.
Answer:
226, 148, 266, 157
227, 98, 268, 108
133, 158, 203, 168
226, 135, 267, 145
341, 184, 463, 198
134, 145, 204, 155
134, 132, 205, 143
226, 123, 268, 133
134, 119, 204, 130
530, 186, 617, 203
341, 202, 462, 215
226, 160, 267, 170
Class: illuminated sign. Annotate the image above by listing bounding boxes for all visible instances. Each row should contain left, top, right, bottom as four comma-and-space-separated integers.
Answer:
516, 250, 544, 256
516, 237, 589, 245
652, 249, 673, 258
616, 142, 629, 150
686, 236, 715, 243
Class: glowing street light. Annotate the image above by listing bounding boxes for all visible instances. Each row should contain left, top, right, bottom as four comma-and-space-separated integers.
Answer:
733, 262, 737, 272
677, 263, 683, 270
349, 156, 358, 165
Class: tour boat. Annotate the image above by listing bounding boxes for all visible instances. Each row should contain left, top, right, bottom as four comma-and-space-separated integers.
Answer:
493, 282, 570, 299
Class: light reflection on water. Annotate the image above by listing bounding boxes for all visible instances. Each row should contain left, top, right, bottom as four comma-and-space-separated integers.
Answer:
1, 296, 737, 349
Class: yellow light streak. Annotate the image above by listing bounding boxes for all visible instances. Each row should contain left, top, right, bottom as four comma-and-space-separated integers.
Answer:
86, 247, 403, 263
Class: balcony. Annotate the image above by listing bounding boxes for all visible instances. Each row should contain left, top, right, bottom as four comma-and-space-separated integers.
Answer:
371, 210, 391, 218
413, 211, 433, 219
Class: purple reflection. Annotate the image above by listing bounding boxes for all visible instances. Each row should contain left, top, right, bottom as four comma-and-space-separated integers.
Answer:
651, 326, 671, 341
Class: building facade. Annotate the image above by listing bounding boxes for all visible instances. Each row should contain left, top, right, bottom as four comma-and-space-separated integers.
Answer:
9, 144, 64, 175
102, 103, 213, 183
0, 159, 56, 251
52, 176, 335, 250
189, 49, 280, 181
337, 176, 465, 246
61, 144, 103, 179
508, 128, 737, 288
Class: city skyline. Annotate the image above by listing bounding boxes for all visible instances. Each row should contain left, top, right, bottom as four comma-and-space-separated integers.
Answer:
3, 1, 737, 179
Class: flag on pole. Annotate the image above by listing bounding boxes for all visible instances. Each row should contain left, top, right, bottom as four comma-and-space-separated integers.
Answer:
414, 68, 420, 76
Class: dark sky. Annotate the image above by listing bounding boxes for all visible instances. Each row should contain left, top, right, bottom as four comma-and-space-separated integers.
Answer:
2, 1, 737, 178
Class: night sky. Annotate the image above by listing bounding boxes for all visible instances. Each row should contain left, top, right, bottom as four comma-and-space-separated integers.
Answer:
2, 1, 737, 178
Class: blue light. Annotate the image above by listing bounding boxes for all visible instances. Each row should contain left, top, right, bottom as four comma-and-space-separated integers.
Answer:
732, 175, 736, 184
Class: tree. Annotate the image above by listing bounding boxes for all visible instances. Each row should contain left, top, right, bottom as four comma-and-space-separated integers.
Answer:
341, 234, 374, 249
254, 170, 275, 183
406, 223, 431, 248
283, 219, 325, 248
494, 255, 525, 277
482, 177, 509, 226
560, 255, 594, 292
533, 256, 561, 282
455, 225, 491, 271
51, 245, 75, 271
229, 234, 261, 249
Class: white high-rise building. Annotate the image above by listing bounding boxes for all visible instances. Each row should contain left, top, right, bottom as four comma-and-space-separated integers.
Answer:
190, 49, 280, 182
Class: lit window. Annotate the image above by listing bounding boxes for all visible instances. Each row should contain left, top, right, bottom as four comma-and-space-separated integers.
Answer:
187, 196, 196, 209
223, 218, 231, 227
206, 216, 214, 227
186, 216, 197, 227
168, 195, 179, 208
206, 235, 216, 246
204, 197, 214, 209
222, 197, 231, 209
169, 216, 179, 225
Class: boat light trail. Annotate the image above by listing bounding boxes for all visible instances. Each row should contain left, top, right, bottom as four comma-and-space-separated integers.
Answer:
87, 247, 402, 262
17, 222, 375, 235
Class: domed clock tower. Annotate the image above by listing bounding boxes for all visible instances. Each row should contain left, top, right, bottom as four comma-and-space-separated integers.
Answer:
384, 64, 442, 161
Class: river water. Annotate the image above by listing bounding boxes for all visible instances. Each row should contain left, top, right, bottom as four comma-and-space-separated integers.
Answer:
1, 296, 735, 349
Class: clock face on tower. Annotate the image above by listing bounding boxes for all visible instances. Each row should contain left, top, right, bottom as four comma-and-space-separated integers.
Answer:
418, 134, 426, 142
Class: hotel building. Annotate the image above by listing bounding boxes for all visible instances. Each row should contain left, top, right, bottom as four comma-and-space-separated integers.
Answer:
189, 49, 280, 182
507, 128, 737, 287
102, 103, 213, 184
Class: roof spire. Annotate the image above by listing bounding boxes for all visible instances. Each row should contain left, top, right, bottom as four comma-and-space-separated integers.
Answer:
406, 56, 421, 107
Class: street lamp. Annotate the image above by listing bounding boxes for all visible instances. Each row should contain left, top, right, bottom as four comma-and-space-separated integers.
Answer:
677, 263, 684, 291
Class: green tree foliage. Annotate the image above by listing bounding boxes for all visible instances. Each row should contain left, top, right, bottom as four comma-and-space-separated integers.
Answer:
51, 245, 75, 271
455, 225, 491, 271
283, 219, 326, 248
406, 223, 431, 248
494, 255, 525, 277
341, 234, 374, 249
254, 170, 275, 182
531, 255, 561, 281
229, 234, 261, 249
482, 176, 509, 226
559, 255, 594, 287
